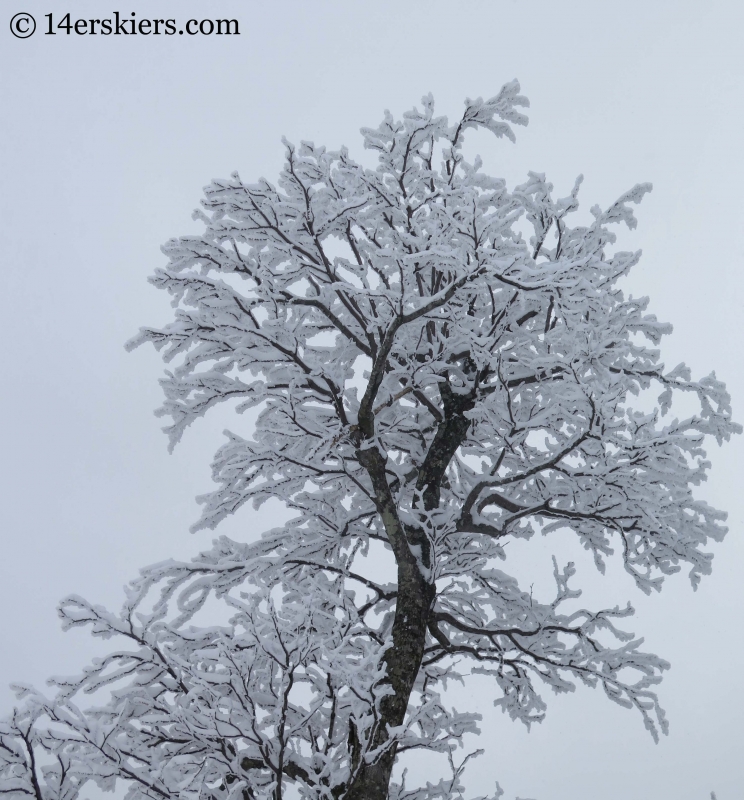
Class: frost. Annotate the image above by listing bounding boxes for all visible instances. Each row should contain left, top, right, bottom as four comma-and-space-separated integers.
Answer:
3, 82, 739, 800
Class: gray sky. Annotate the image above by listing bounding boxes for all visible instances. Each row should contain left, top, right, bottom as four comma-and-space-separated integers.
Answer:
1, 1, 743, 798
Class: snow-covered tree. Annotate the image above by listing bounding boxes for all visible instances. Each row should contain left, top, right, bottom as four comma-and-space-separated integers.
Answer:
1, 80, 739, 800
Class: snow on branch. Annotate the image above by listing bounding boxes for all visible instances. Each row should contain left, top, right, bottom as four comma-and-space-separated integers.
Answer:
4, 82, 739, 800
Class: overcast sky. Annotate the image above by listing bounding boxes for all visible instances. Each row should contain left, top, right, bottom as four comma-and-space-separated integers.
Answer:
2, 2, 743, 798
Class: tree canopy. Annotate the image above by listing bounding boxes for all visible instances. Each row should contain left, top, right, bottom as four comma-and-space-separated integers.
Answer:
1, 80, 738, 800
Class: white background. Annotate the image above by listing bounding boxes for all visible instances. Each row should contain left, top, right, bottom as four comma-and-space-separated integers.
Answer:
1, 1, 742, 798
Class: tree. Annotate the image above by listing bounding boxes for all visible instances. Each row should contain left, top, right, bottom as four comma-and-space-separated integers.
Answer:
0, 80, 739, 800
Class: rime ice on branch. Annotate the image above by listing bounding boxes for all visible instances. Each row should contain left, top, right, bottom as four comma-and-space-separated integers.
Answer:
1, 80, 739, 800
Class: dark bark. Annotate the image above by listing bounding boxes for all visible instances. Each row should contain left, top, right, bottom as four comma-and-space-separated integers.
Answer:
344, 377, 475, 800
415, 380, 477, 512
343, 547, 435, 800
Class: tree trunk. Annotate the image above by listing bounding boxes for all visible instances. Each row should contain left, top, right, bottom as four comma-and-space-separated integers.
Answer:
344, 558, 435, 800
346, 382, 475, 800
